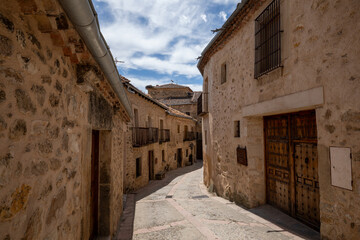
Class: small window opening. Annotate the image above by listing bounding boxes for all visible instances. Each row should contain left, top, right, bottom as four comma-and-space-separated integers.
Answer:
234, 121, 240, 138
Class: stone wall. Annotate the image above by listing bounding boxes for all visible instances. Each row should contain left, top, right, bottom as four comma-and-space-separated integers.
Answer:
124, 88, 197, 192
201, 0, 360, 239
0, 1, 127, 239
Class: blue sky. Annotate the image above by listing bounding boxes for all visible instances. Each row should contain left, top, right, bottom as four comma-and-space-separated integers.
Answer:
93, 0, 240, 92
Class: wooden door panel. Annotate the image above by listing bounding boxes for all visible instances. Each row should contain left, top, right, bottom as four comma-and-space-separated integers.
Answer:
265, 115, 290, 214
295, 143, 319, 228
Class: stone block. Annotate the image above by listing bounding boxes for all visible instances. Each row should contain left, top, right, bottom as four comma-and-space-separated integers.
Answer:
0, 35, 13, 57
50, 32, 64, 46
42, 0, 57, 13
70, 53, 79, 64
35, 15, 53, 33
9, 119, 27, 140
0, 13, 14, 32
62, 46, 72, 57
24, 208, 42, 240
55, 13, 68, 30
30, 120, 49, 136
31, 85, 46, 106
15, 89, 36, 114
0, 68, 23, 83
17, 0, 37, 14
0, 90, 5, 103
46, 188, 66, 224
31, 161, 48, 176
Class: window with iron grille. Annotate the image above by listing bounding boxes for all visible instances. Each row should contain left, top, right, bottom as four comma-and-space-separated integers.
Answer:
254, 0, 281, 78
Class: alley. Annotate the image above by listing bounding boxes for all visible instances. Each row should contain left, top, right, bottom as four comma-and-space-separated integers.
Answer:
119, 161, 320, 240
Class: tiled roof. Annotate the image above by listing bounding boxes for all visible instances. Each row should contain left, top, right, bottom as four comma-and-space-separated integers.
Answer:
160, 98, 193, 106
146, 83, 193, 92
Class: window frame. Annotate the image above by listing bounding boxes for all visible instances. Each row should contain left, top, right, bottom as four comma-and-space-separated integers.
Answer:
254, 0, 281, 78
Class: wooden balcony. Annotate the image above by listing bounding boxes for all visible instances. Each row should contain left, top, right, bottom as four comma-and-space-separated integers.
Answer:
184, 131, 196, 141
159, 129, 170, 143
197, 93, 208, 116
132, 127, 159, 147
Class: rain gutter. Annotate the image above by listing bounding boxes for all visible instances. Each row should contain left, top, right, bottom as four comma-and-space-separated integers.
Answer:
59, 0, 133, 118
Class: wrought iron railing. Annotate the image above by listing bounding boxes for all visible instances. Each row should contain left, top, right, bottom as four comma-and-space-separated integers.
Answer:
184, 131, 196, 141
132, 127, 159, 147
197, 93, 208, 116
254, 0, 281, 78
159, 129, 170, 143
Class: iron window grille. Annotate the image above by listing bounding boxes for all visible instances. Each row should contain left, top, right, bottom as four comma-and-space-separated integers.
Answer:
255, 0, 281, 78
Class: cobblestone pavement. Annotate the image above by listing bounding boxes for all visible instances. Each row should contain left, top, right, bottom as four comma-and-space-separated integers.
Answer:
117, 160, 320, 240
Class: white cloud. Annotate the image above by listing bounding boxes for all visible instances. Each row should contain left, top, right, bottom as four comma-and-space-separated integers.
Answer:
94, 0, 237, 88
201, 14, 207, 23
219, 11, 227, 21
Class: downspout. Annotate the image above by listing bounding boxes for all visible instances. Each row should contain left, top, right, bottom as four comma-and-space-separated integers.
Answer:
59, 0, 133, 118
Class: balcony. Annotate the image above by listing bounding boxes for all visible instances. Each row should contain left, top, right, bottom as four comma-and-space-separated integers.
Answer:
184, 131, 196, 141
197, 93, 208, 116
132, 127, 159, 147
159, 129, 170, 143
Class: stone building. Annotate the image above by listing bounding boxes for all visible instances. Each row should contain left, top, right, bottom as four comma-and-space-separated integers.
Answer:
146, 83, 201, 120
197, 0, 360, 239
146, 83, 203, 159
123, 80, 197, 192
0, 0, 132, 239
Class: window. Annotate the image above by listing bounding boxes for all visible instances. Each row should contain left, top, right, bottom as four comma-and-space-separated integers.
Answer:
136, 157, 141, 177
255, 0, 281, 78
162, 150, 165, 162
177, 125, 180, 133
221, 62, 227, 84
186, 149, 188, 157
234, 121, 240, 138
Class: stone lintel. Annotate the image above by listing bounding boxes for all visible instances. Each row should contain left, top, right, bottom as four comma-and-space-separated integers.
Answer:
242, 87, 324, 117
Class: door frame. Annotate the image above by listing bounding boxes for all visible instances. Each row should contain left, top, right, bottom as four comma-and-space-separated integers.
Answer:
90, 130, 100, 239
263, 110, 319, 230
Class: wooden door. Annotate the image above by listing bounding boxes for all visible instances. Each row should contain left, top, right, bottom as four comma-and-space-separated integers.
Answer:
291, 111, 319, 229
264, 115, 291, 213
90, 130, 99, 239
294, 143, 320, 229
265, 110, 319, 229
177, 148, 182, 168
148, 150, 154, 180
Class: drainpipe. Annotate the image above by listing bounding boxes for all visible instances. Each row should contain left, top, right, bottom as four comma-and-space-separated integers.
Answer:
59, 0, 133, 118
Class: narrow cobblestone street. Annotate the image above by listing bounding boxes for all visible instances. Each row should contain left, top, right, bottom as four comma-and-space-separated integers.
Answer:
117, 161, 320, 240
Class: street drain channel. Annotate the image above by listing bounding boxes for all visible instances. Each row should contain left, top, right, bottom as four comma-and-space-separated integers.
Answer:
165, 195, 173, 198
192, 195, 209, 199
